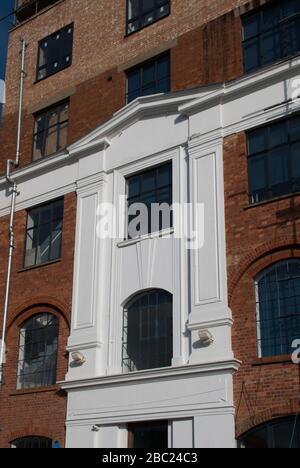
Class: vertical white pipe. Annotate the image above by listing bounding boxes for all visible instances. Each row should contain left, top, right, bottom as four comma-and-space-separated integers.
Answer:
0, 39, 26, 385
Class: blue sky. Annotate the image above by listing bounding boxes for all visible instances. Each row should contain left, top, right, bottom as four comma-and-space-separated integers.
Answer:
0, 0, 14, 116
0, 0, 15, 81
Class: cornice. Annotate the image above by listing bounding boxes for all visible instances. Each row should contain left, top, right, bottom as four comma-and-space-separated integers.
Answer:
59, 359, 241, 391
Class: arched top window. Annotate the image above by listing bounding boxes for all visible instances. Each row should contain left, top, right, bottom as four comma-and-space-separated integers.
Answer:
256, 259, 300, 357
11, 436, 53, 449
238, 417, 300, 449
122, 290, 173, 373
17, 313, 59, 389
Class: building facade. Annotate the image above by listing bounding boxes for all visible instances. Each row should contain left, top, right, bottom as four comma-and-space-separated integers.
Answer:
0, 0, 300, 448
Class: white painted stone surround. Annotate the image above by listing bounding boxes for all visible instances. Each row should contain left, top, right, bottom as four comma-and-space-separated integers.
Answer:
1, 57, 300, 448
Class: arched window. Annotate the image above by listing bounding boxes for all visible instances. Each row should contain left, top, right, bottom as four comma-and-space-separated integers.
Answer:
17, 313, 59, 389
11, 436, 53, 449
238, 417, 300, 448
122, 290, 173, 372
256, 259, 300, 357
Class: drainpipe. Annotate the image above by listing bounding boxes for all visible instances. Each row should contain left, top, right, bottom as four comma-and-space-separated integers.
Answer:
0, 39, 26, 386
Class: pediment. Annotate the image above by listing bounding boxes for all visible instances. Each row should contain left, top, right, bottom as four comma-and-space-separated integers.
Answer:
67, 85, 222, 158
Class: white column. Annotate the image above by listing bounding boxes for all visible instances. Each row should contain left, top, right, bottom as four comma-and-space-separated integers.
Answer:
66, 173, 108, 380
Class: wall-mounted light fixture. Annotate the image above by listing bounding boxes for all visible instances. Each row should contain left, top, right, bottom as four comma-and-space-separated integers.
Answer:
198, 329, 214, 346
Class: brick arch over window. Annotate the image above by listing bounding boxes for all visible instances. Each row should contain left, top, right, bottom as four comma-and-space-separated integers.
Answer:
7, 427, 57, 448
7, 297, 71, 332
4, 298, 70, 389
236, 403, 300, 440
228, 238, 300, 303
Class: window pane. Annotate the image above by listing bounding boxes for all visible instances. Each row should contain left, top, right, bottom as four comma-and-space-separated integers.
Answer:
257, 260, 300, 357
37, 24, 73, 81
127, 54, 170, 103
248, 129, 266, 155
127, 1, 170, 34
248, 116, 300, 203
122, 291, 173, 372
243, 0, 300, 72
130, 422, 168, 449
25, 200, 63, 267
33, 102, 69, 160
127, 163, 172, 236
12, 437, 53, 449
269, 121, 288, 148
17, 314, 59, 389
261, 29, 281, 66
248, 154, 267, 201
270, 147, 289, 186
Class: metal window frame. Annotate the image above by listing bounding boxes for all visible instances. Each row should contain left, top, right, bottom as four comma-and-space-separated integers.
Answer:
238, 416, 300, 448
128, 420, 169, 448
126, 0, 171, 36
32, 100, 69, 161
36, 23, 74, 82
242, 0, 300, 73
126, 52, 171, 104
247, 114, 300, 204
16, 313, 59, 390
122, 289, 173, 373
23, 198, 64, 269
11, 436, 53, 449
255, 259, 300, 358
126, 160, 173, 237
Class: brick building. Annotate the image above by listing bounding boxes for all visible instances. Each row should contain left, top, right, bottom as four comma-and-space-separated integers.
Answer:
0, 0, 300, 448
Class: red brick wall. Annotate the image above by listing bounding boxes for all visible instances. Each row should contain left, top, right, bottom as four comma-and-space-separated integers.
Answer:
0, 8, 244, 173
0, 192, 76, 448
223, 133, 300, 438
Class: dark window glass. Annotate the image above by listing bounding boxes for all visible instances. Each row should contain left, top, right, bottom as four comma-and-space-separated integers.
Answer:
127, 0, 170, 35
126, 54, 170, 103
37, 24, 73, 81
122, 290, 173, 372
256, 260, 300, 358
33, 101, 69, 161
17, 313, 59, 389
247, 115, 300, 203
129, 422, 168, 448
24, 199, 64, 268
11, 436, 53, 449
16, 0, 60, 24
127, 162, 172, 237
243, 0, 300, 73
238, 417, 300, 448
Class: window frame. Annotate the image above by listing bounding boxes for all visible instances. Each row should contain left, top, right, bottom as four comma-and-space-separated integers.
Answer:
247, 114, 300, 204
255, 259, 300, 358
36, 23, 74, 83
126, 52, 171, 104
16, 313, 59, 390
242, 0, 300, 74
23, 198, 64, 269
238, 417, 300, 448
32, 100, 69, 161
128, 421, 169, 448
122, 289, 173, 373
126, 0, 171, 36
126, 160, 173, 238
11, 436, 53, 449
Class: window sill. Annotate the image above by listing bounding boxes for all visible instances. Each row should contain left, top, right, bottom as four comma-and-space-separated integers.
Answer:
10, 384, 60, 396
117, 227, 174, 248
252, 355, 292, 367
244, 190, 300, 210
18, 258, 62, 273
